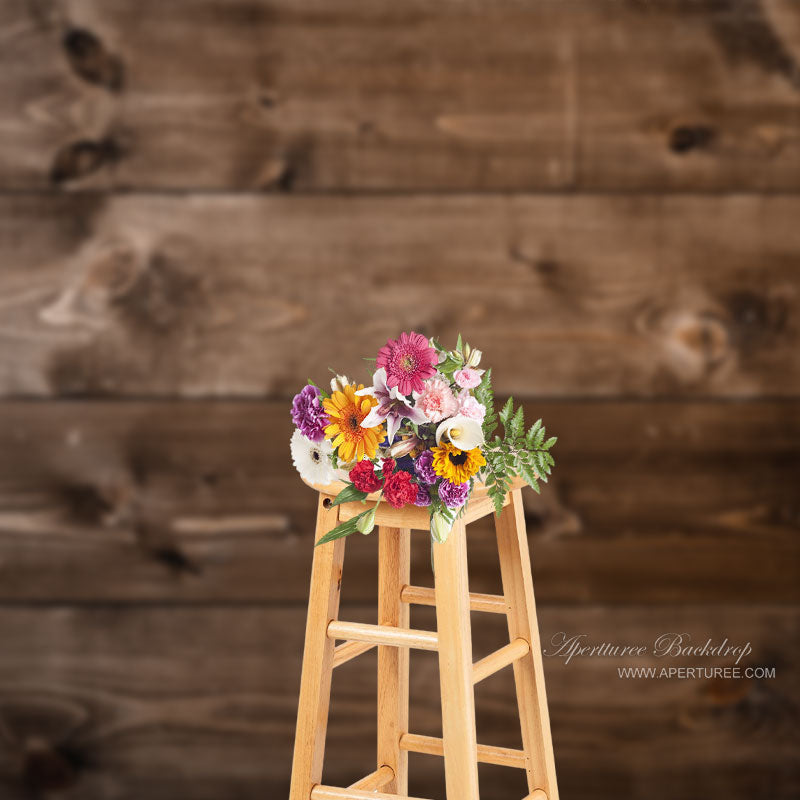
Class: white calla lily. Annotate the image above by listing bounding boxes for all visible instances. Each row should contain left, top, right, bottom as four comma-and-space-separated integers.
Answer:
435, 415, 484, 450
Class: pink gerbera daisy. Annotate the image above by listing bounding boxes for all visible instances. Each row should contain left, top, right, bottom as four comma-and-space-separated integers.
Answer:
376, 332, 438, 395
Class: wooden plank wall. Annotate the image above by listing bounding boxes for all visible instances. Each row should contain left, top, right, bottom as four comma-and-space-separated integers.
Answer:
0, 1, 798, 799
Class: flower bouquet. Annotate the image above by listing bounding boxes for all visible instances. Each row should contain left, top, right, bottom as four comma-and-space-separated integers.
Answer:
290, 332, 557, 548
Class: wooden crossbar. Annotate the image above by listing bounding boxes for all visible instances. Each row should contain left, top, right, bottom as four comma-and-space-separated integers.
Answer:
347, 765, 394, 790
327, 620, 439, 651
399, 732, 527, 769
400, 584, 507, 614
472, 638, 530, 684
332, 640, 375, 668
311, 787, 433, 800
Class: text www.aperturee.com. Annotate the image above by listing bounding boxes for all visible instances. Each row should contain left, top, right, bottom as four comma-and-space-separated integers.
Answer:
618, 666, 777, 680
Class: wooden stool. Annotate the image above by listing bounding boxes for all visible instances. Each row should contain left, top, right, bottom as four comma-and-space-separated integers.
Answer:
289, 477, 558, 800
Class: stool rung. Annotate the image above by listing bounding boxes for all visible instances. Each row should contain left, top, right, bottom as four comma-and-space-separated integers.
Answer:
347, 765, 394, 790
399, 732, 527, 769
400, 584, 507, 614
312, 787, 433, 800
327, 620, 438, 651
472, 637, 530, 684
332, 640, 376, 669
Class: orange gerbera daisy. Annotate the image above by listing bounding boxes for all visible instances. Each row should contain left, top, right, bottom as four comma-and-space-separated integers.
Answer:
323, 383, 384, 462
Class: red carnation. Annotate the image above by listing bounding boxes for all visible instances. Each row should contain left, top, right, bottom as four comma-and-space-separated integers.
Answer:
349, 459, 383, 493
381, 458, 396, 478
383, 470, 417, 509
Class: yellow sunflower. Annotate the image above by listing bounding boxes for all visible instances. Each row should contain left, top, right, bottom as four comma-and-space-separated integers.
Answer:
323, 383, 384, 462
431, 442, 486, 484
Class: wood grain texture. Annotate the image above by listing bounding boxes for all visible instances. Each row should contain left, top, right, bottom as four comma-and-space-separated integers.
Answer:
0, 605, 795, 800
432, 519, 480, 799
289, 496, 344, 800
1, 0, 798, 191
495, 490, 559, 798
0, 399, 796, 605
377, 526, 410, 794
1, 194, 798, 398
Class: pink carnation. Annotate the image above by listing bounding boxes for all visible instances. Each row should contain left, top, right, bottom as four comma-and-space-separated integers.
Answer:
457, 391, 486, 423
454, 368, 482, 389
416, 377, 458, 423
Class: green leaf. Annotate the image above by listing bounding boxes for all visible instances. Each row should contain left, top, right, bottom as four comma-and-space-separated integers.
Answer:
489, 484, 505, 516
519, 459, 538, 489
499, 397, 514, 428
474, 369, 498, 440
330, 484, 369, 506
315, 510, 373, 546
456, 333, 463, 354
534, 451, 549, 482
307, 378, 330, 399
526, 418, 542, 447
437, 356, 462, 376
543, 436, 557, 450
510, 405, 525, 439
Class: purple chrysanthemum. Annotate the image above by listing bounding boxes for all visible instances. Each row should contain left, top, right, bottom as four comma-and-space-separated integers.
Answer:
438, 479, 470, 509
291, 384, 329, 442
413, 484, 432, 507
414, 450, 437, 485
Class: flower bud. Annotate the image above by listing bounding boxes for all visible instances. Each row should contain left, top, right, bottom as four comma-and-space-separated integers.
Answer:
389, 435, 421, 458
356, 507, 376, 535
330, 374, 350, 393
467, 348, 482, 368
430, 512, 453, 544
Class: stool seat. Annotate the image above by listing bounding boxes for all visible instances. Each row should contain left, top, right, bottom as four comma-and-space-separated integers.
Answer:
300, 475, 527, 530
289, 480, 559, 800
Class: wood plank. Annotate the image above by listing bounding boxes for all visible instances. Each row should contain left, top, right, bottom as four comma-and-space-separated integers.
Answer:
399, 733, 527, 769
347, 765, 394, 791
377, 526, 410, 794
312, 787, 430, 800
432, 519, 480, 799
288, 496, 344, 800
495, 490, 559, 798
0, 605, 795, 800
1, 194, 798, 398
0, 399, 796, 605
496, 489, 558, 800
1, 1, 798, 191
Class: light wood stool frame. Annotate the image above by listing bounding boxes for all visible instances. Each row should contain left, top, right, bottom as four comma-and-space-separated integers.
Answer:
289, 478, 558, 800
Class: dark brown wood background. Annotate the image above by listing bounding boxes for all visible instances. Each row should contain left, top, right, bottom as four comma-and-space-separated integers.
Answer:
1, 1, 799, 798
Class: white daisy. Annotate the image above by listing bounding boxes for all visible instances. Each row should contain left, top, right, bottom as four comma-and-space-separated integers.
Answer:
290, 429, 336, 485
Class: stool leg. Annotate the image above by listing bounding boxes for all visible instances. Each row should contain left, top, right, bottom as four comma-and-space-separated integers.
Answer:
433, 519, 480, 800
377, 526, 410, 794
289, 496, 346, 800
495, 489, 559, 800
